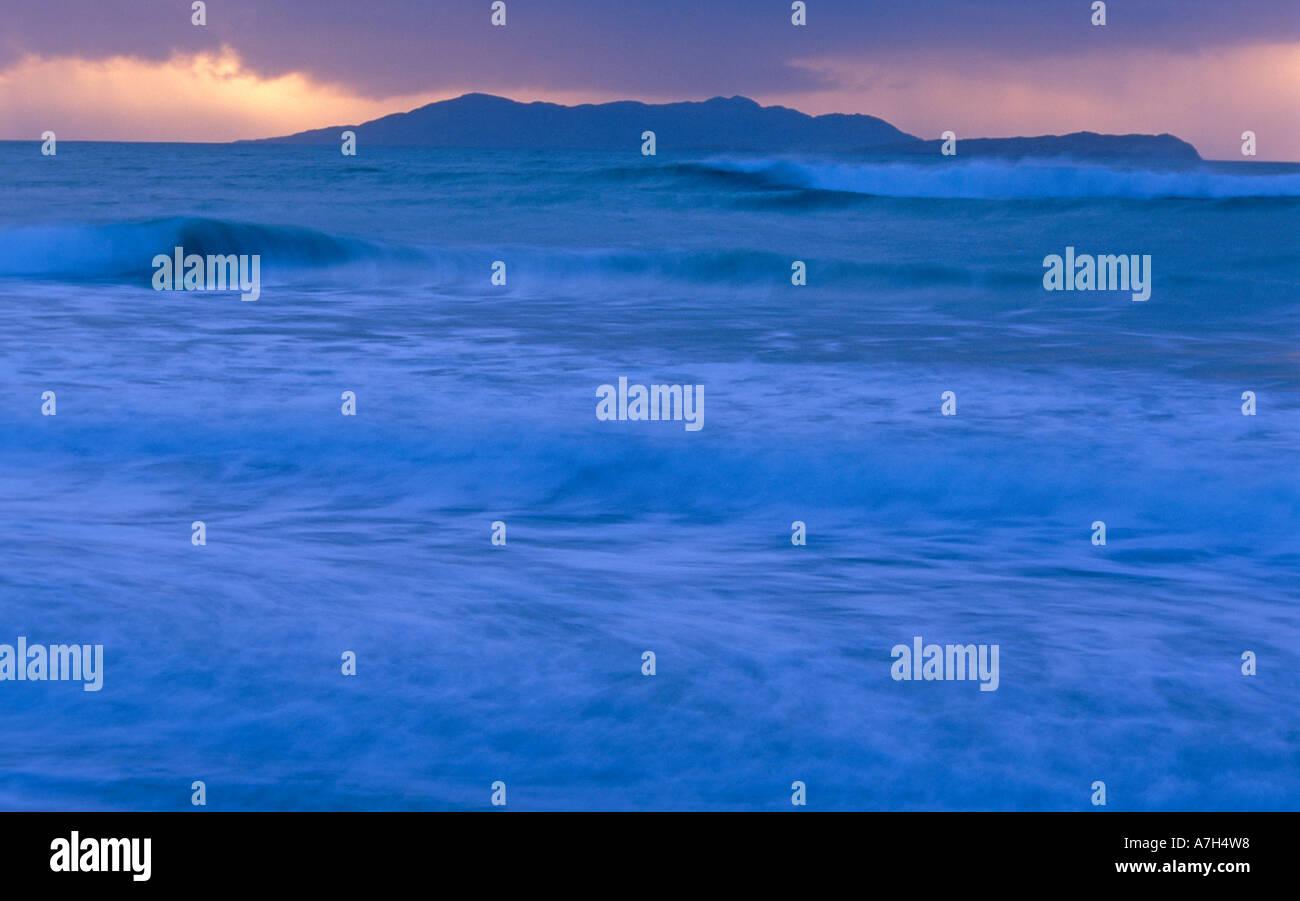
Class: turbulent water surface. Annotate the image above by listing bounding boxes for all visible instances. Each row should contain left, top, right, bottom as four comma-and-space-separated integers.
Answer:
0, 143, 1297, 810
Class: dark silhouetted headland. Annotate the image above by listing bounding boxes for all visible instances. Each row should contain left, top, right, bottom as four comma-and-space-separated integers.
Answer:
246, 93, 1201, 160
247, 93, 914, 151
880, 132, 1200, 161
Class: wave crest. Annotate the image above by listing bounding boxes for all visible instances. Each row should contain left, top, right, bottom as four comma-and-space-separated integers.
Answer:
0, 217, 410, 279
691, 157, 1300, 200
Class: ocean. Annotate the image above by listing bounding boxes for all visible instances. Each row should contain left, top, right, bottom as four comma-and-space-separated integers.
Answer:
0, 143, 1297, 810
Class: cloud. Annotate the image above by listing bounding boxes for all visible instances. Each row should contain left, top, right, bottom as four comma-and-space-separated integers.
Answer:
0, 47, 448, 142
6, 1, 1298, 102
1, 40, 1296, 161
763, 43, 1300, 161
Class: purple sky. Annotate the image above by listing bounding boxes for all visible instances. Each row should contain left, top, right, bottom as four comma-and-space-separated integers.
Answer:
3, 0, 1298, 158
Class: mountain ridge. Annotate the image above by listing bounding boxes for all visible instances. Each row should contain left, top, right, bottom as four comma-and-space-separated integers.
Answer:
243, 93, 1201, 160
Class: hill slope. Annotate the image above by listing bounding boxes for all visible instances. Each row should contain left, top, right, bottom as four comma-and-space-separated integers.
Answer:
246, 93, 1200, 160
246, 93, 919, 150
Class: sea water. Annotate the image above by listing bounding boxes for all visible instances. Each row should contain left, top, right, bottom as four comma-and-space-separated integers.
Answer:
0, 143, 1297, 810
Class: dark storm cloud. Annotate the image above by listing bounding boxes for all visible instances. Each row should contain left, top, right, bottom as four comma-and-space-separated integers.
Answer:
5, 0, 1299, 98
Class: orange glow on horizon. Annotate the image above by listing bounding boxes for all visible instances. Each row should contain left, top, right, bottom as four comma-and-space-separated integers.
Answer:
0, 44, 1296, 160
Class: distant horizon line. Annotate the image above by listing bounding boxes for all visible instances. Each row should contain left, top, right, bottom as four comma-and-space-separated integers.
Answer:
3, 139, 1294, 164
3, 90, 1296, 161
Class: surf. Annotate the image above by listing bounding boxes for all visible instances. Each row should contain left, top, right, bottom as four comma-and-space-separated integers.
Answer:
688, 156, 1300, 200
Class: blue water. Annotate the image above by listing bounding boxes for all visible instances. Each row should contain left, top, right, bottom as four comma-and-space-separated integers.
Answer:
1, 143, 1297, 810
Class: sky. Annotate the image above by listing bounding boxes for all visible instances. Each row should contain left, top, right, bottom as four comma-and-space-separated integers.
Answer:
2, 0, 1298, 160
